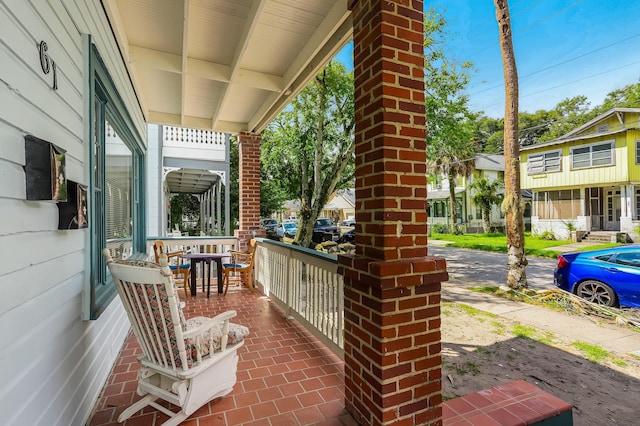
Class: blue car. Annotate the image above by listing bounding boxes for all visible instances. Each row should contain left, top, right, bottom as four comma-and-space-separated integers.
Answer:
554, 245, 640, 308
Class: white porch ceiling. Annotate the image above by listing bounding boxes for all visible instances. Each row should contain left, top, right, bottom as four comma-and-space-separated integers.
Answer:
103, 0, 352, 134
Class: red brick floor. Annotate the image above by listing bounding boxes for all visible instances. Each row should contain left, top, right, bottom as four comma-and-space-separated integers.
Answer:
88, 282, 357, 426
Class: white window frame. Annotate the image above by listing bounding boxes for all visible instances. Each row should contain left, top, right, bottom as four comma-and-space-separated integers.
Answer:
527, 149, 562, 175
570, 140, 615, 169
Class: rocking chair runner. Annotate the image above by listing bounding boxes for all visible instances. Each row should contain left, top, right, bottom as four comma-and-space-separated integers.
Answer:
104, 249, 249, 426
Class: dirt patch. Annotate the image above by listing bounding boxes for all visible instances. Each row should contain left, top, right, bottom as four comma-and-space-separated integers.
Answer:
442, 303, 640, 425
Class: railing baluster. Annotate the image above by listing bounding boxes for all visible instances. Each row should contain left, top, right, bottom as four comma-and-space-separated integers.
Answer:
254, 240, 343, 358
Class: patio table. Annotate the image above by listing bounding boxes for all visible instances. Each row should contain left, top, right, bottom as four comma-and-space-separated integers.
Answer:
181, 252, 230, 297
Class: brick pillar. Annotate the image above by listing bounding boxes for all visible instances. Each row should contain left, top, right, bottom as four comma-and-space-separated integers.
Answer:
339, 1, 448, 425
235, 132, 265, 251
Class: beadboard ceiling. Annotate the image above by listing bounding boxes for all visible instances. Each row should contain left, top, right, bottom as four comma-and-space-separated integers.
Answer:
103, 0, 352, 134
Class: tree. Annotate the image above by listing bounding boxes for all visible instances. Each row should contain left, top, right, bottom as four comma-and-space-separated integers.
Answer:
170, 193, 200, 233
495, 0, 528, 290
261, 61, 355, 247
424, 8, 479, 230
469, 175, 503, 233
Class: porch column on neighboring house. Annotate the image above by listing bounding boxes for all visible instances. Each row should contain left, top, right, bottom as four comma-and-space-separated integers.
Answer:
620, 184, 634, 234
236, 131, 265, 250
339, 1, 448, 425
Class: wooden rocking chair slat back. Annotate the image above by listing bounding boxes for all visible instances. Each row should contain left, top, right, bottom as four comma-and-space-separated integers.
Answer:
103, 249, 249, 425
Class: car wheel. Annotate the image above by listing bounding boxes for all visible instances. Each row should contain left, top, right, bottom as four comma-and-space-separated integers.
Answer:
575, 280, 618, 307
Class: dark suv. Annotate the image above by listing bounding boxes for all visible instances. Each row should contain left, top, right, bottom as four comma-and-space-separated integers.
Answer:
313, 218, 340, 242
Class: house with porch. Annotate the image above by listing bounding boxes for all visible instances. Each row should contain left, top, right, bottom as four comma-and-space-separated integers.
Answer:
1, 1, 571, 425
427, 154, 507, 232
520, 107, 640, 241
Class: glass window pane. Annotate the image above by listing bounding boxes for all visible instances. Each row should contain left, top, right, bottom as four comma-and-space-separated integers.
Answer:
105, 118, 133, 260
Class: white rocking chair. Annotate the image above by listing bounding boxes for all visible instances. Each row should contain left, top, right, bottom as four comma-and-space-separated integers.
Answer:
104, 249, 249, 426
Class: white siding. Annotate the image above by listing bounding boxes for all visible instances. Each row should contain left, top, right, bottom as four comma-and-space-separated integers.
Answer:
0, 1, 144, 425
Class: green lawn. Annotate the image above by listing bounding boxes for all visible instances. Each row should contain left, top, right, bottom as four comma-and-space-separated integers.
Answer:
429, 232, 621, 258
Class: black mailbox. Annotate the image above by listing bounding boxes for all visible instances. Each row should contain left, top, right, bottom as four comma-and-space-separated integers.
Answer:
24, 135, 67, 201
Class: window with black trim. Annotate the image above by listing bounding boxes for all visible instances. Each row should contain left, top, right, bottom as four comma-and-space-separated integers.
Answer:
571, 141, 614, 169
636, 139, 640, 164
527, 150, 561, 175
85, 38, 146, 320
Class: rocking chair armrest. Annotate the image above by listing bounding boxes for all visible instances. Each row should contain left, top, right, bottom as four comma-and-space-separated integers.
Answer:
184, 310, 238, 352
183, 310, 237, 339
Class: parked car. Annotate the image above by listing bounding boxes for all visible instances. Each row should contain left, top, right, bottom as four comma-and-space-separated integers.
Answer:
259, 218, 278, 232
554, 245, 640, 308
275, 222, 298, 239
342, 216, 356, 227
339, 229, 355, 244
313, 217, 340, 242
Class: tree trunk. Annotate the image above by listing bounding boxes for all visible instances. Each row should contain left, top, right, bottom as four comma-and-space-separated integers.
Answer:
482, 208, 491, 233
448, 173, 457, 230
495, 0, 528, 289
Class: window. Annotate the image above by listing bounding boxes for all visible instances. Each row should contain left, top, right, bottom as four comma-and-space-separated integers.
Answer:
636, 140, 640, 165
615, 252, 640, 268
635, 188, 640, 220
536, 190, 580, 219
86, 38, 146, 320
527, 150, 561, 175
571, 141, 614, 169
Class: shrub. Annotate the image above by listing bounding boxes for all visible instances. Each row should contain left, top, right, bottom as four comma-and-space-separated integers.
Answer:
452, 224, 465, 235
432, 223, 449, 234
535, 230, 556, 241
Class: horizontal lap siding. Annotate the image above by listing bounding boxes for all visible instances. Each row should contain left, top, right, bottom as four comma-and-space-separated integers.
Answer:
0, 0, 142, 425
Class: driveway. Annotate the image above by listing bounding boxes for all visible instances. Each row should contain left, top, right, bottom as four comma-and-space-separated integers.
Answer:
428, 245, 557, 291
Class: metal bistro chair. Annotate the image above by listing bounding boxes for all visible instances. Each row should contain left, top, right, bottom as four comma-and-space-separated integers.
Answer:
104, 249, 249, 426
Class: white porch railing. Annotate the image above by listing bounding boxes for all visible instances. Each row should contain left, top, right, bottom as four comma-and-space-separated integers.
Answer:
254, 239, 344, 359
162, 126, 227, 162
145, 236, 238, 259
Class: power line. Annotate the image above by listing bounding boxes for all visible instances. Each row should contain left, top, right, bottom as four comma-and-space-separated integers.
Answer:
477, 58, 640, 111
469, 32, 640, 96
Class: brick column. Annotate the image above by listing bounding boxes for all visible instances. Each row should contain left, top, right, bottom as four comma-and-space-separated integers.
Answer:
339, 1, 448, 425
235, 132, 265, 251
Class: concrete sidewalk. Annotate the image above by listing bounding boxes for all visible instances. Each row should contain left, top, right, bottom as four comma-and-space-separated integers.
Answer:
442, 284, 640, 357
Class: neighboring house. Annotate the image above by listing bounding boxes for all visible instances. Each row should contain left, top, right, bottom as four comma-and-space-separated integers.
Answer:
281, 188, 356, 224
322, 188, 355, 224
520, 108, 640, 241
147, 125, 230, 237
428, 154, 507, 232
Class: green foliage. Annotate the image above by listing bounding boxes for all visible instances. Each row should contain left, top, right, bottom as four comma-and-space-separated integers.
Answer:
429, 232, 574, 258
475, 83, 640, 149
431, 223, 449, 234
170, 193, 200, 233
572, 341, 612, 363
229, 136, 239, 230
469, 175, 504, 233
261, 61, 355, 247
534, 230, 556, 241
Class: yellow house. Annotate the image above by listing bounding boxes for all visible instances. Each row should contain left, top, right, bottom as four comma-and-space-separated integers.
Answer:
520, 108, 640, 241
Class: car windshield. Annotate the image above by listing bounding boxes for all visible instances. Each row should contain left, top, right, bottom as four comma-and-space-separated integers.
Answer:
316, 218, 332, 226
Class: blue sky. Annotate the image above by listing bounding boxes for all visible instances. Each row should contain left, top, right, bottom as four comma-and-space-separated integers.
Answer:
335, 0, 640, 118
